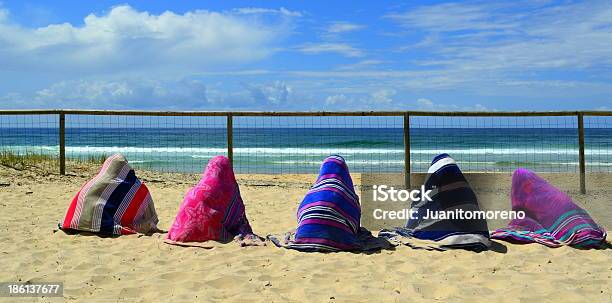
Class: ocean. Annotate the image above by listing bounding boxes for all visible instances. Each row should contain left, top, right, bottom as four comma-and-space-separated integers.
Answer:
1, 127, 611, 173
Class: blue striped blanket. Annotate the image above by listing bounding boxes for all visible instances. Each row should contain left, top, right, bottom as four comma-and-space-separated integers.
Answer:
268, 155, 390, 252
380, 154, 491, 252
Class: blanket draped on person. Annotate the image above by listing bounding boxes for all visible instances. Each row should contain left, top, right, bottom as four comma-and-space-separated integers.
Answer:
490, 168, 607, 248
380, 154, 491, 252
268, 155, 390, 252
60, 154, 159, 235
165, 156, 263, 247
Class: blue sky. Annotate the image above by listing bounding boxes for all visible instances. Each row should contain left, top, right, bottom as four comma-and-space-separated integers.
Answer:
0, 0, 611, 111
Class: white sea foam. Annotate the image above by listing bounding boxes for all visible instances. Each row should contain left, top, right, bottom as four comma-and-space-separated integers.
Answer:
268, 160, 612, 166
2, 145, 612, 156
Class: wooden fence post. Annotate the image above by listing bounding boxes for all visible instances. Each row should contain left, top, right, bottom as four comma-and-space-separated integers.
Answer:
59, 112, 66, 175
577, 112, 586, 194
404, 113, 411, 189
227, 113, 233, 166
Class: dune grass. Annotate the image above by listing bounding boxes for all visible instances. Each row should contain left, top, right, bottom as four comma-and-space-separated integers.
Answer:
78, 154, 108, 165
0, 150, 107, 172
0, 151, 57, 170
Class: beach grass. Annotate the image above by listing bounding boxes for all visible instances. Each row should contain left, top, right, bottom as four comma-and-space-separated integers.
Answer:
0, 150, 57, 170
0, 150, 107, 172
78, 154, 108, 165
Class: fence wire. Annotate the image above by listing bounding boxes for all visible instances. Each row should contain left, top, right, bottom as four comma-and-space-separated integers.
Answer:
233, 116, 403, 174
584, 116, 612, 173
410, 115, 579, 173
0, 114, 58, 172
64, 115, 226, 173
0, 111, 610, 179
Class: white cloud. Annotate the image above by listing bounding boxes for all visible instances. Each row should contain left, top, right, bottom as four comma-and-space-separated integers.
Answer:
326, 21, 364, 34
387, 2, 517, 32
335, 59, 384, 70
233, 7, 302, 17
388, 1, 612, 72
0, 5, 293, 74
2, 2, 612, 111
245, 81, 292, 105
370, 89, 396, 104
0, 7, 7, 21
36, 81, 133, 102
6, 78, 209, 109
0, 92, 23, 103
319, 93, 494, 111
325, 94, 350, 106
416, 98, 490, 111
0, 77, 300, 110
416, 98, 435, 109
297, 43, 364, 57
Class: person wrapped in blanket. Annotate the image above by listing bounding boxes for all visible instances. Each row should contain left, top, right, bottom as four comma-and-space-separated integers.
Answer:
165, 156, 264, 247
490, 168, 607, 249
380, 153, 492, 252
59, 154, 159, 235
268, 155, 389, 252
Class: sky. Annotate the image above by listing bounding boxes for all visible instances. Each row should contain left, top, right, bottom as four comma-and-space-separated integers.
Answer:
0, 0, 611, 111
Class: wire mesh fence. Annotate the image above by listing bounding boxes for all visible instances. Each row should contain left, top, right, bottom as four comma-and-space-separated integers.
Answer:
0, 114, 59, 172
584, 115, 612, 173
0, 110, 610, 192
233, 116, 403, 174
409, 115, 580, 173
64, 114, 227, 173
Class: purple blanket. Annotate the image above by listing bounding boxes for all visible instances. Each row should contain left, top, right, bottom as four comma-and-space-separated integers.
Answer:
491, 168, 607, 248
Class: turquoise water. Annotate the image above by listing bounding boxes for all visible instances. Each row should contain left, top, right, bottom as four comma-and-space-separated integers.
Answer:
1, 127, 611, 173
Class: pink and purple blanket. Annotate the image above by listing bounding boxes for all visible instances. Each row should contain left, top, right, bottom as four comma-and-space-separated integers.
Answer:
166, 156, 261, 246
491, 168, 606, 248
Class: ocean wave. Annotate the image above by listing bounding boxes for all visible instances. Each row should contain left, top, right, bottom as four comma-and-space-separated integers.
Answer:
2, 145, 612, 156
268, 160, 612, 167
326, 140, 395, 147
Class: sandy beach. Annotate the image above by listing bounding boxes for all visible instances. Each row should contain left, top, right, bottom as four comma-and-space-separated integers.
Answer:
0, 166, 610, 302
2, 0, 612, 301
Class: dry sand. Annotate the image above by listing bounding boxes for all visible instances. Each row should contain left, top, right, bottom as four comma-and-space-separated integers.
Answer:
0, 167, 610, 302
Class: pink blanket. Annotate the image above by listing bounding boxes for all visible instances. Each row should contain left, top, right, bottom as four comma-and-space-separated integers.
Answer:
166, 156, 262, 246
491, 168, 607, 248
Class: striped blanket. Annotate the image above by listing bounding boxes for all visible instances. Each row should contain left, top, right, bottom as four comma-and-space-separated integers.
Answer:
269, 155, 390, 252
60, 154, 159, 235
491, 168, 607, 248
166, 156, 262, 246
380, 154, 491, 252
